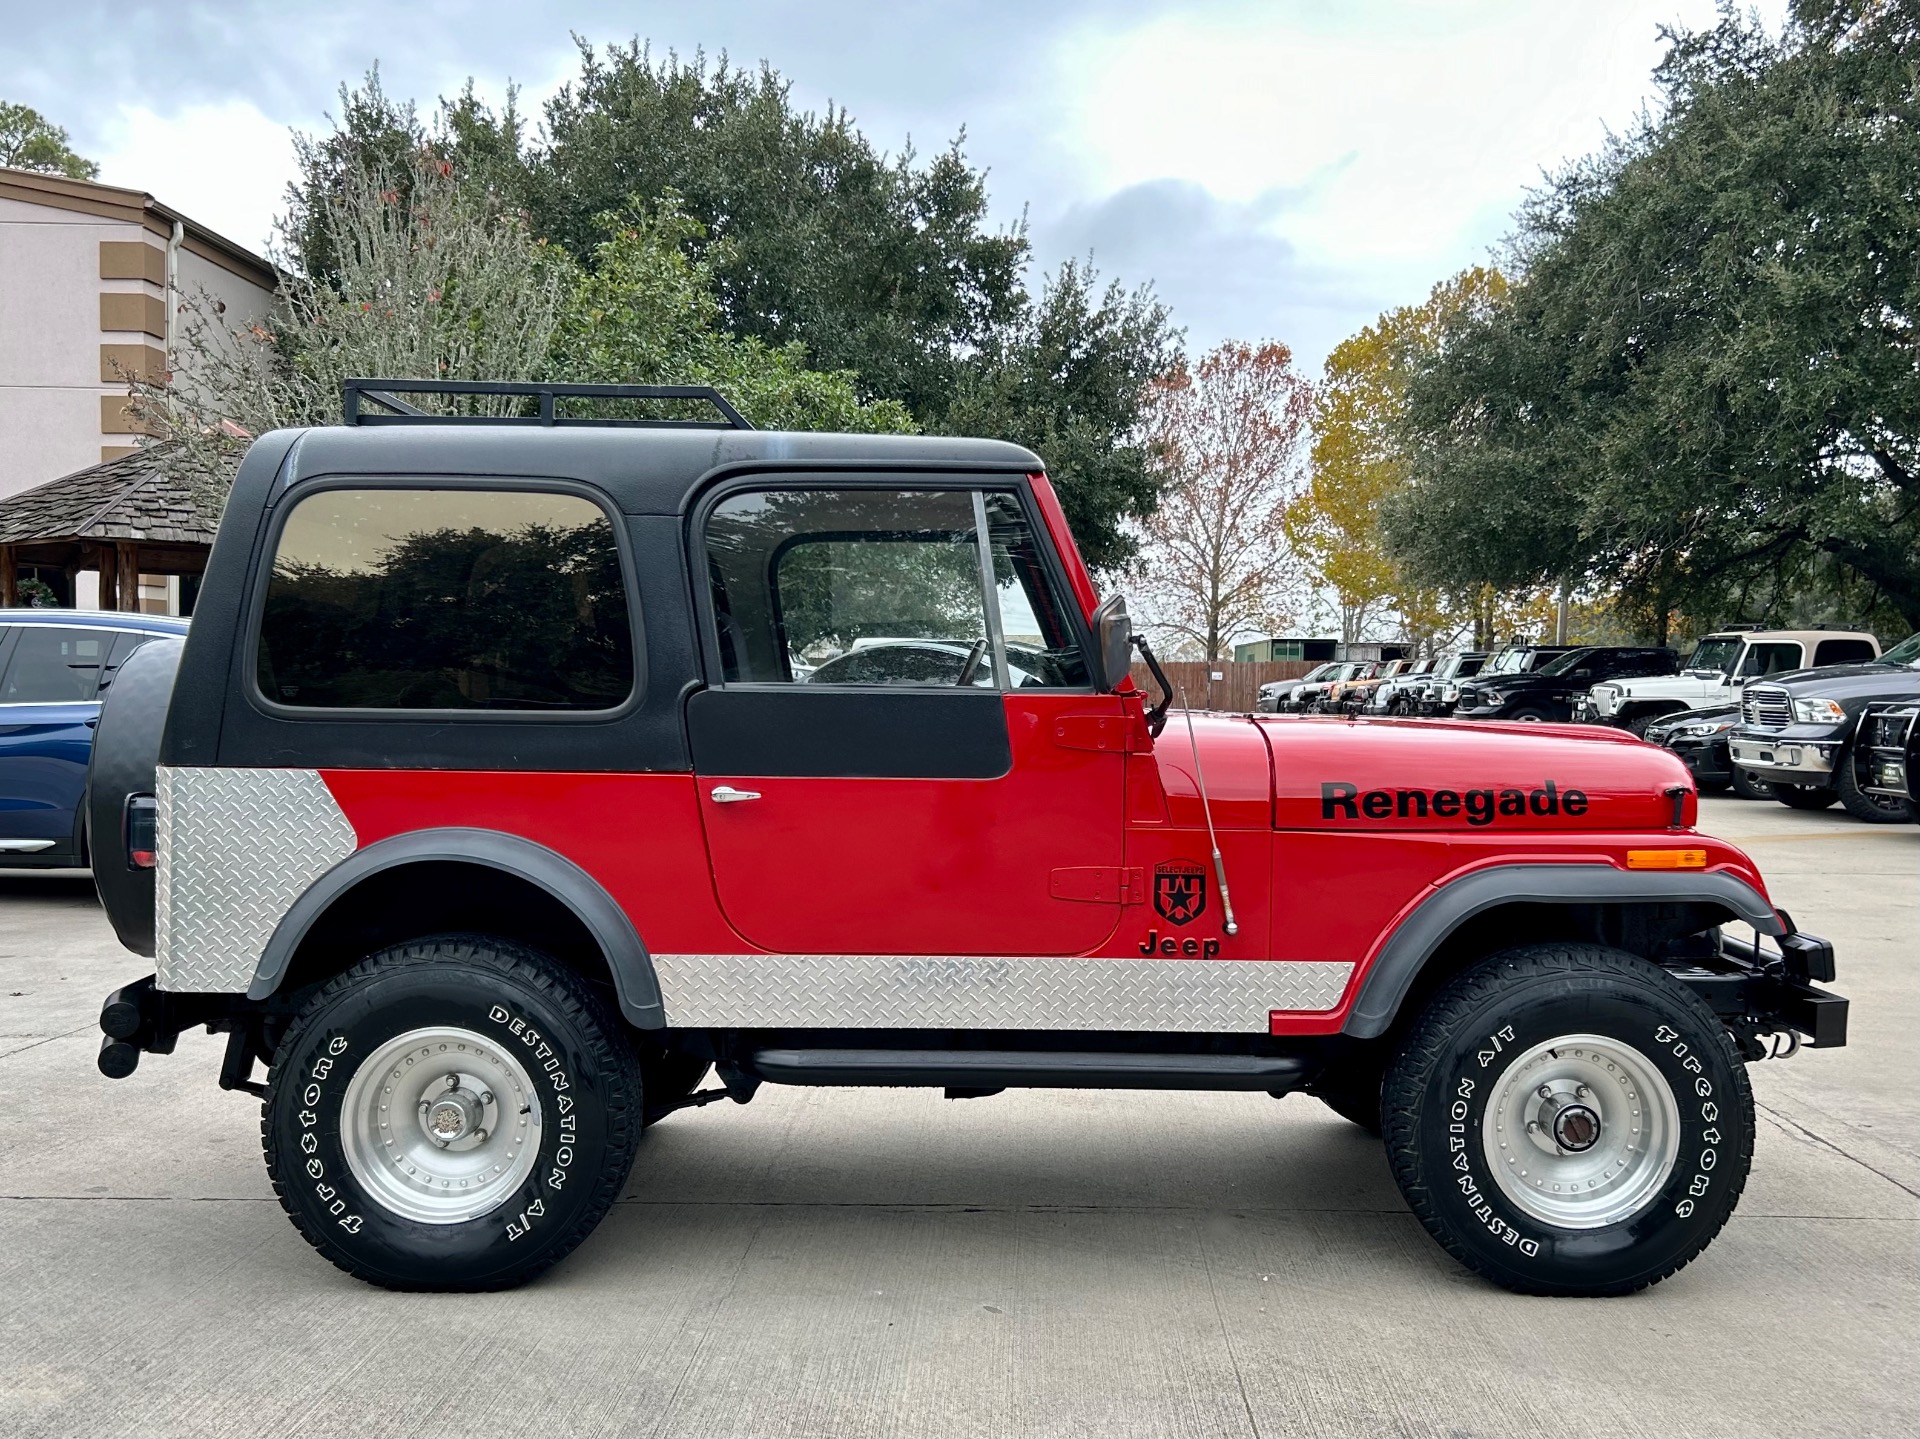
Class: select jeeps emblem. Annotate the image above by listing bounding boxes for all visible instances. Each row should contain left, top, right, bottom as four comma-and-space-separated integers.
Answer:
1154, 860, 1207, 926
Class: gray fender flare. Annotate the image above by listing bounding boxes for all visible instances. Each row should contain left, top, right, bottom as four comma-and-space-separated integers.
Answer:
1342, 864, 1784, 1039
248, 827, 665, 1027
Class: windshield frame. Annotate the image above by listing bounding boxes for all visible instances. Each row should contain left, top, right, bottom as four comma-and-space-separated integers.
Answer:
1875, 632, 1920, 667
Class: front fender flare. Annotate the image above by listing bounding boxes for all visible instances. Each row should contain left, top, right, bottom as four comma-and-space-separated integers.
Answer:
1342, 864, 1783, 1039
247, 827, 665, 1027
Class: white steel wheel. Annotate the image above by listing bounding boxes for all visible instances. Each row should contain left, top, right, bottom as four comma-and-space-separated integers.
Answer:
1481, 1033, 1682, 1229
340, 1026, 543, 1225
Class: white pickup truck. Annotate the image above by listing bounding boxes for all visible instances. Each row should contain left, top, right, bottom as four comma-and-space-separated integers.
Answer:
1579, 628, 1881, 734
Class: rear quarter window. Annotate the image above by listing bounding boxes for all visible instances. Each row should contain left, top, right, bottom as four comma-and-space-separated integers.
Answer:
1813, 638, 1877, 666
256, 487, 634, 712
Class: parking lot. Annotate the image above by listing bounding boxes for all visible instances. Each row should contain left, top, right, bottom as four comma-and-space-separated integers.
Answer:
0, 796, 1913, 1439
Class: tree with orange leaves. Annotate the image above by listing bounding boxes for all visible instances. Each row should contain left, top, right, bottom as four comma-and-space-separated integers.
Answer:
1133, 341, 1313, 661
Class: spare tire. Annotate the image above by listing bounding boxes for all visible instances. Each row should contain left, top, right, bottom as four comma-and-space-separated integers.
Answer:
87, 637, 183, 956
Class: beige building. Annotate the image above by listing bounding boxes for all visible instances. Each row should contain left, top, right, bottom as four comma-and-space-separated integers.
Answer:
0, 165, 275, 501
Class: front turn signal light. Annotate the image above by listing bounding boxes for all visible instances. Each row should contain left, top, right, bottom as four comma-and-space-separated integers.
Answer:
1626, 849, 1708, 870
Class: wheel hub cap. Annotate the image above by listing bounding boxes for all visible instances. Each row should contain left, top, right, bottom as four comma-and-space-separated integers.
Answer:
340, 1027, 543, 1225
1483, 1034, 1681, 1229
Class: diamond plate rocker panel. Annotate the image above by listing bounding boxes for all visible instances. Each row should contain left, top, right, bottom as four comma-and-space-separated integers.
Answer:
651, 954, 1354, 1031
155, 767, 359, 992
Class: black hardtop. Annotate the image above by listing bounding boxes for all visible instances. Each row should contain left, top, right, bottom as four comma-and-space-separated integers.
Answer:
271, 424, 1045, 515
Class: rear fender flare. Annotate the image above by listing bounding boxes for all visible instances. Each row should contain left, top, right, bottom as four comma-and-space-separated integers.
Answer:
248, 827, 664, 1027
1342, 864, 1783, 1039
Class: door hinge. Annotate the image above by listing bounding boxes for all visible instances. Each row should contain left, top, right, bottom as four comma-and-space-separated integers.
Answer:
1049, 866, 1145, 904
1051, 713, 1150, 753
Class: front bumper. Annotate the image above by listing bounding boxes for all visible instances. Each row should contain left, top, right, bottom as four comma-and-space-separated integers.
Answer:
1729, 731, 1841, 779
1666, 734, 1733, 784
1670, 927, 1847, 1049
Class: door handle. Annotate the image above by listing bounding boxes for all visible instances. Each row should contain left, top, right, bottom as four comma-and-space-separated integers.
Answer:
709, 785, 761, 804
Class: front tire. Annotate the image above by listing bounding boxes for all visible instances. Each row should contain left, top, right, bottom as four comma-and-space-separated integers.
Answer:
1836, 752, 1916, 823
1730, 766, 1775, 801
263, 936, 641, 1291
1383, 944, 1752, 1296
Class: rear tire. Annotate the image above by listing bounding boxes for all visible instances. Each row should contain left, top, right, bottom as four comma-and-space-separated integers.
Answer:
1508, 706, 1553, 723
263, 935, 641, 1291
1383, 944, 1752, 1296
1773, 783, 1838, 810
1836, 753, 1915, 823
1730, 767, 1775, 801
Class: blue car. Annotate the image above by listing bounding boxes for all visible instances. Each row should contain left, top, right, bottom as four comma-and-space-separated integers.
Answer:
0, 609, 189, 868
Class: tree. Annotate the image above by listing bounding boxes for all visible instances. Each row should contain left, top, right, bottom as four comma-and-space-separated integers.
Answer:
1133, 341, 1312, 661
290, 65, 1179, 568
0, 101, 98, 179
551, 199, 911, 434
1386, 0, 1920, 639
130, 144, 571, 499
1289, 270, 1510, 648
517, 43, 1030, 424
939, 260, 1178, 571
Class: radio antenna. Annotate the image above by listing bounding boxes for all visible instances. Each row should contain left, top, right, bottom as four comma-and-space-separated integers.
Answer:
1179, 688, 1239, 937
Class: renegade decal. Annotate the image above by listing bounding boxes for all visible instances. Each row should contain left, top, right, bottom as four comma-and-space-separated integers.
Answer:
1154, 860, 1207, 925
1320, 780, 1589, 826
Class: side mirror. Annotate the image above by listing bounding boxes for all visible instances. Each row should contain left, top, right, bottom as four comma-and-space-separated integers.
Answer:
1091, 593, 1133, 692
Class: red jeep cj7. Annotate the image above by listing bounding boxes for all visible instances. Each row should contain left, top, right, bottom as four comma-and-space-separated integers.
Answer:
90, 380, 1846, 1296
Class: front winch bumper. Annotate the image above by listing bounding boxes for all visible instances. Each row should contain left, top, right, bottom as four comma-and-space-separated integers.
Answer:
1668, 926, 1847, 1050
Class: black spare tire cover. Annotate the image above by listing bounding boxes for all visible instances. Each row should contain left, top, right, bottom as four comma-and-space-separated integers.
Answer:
88, 637, 183, 956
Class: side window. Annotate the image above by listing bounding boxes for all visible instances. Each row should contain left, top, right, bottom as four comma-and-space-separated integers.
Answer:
705, 487, 1089, 689
1814, 638, 1876, 666
257, 488, 633, 711
1741, 642, 1803, 676
0, 627, 111, 702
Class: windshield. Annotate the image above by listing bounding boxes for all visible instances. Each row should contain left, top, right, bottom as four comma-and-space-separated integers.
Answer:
1300, 663, 1336, 682
1482, 650, 1526, 675
1876, 632, 1920, 667
1535, 648, 1596, 678
1687, 637, 1742, 674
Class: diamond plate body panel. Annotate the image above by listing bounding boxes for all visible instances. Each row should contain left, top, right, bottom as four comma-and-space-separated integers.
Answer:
652, 954, 1354, 1031
155, 767, 359, 992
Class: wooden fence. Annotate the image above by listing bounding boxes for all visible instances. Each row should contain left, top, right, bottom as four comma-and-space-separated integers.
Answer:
1126, 659, 1315, 712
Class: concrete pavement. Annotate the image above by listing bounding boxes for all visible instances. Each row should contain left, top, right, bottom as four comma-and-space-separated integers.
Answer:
1, 795, 1913, 1438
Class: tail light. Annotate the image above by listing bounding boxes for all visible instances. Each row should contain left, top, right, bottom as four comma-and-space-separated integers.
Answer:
123, 793, 158, 870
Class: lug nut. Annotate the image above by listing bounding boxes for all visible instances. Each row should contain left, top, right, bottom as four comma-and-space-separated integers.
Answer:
1538, 1085, 1553, 1099
445, 1074, 461, 1090
480, 1091, 495, 1107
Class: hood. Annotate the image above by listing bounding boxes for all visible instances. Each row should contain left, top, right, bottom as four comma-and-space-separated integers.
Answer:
1748, 661, 1920, 705
1248, 716, 1693, 830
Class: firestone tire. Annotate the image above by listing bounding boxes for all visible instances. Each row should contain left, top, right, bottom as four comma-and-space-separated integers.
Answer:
263, 936, 641, 1292
1383, 944, 1752, 1297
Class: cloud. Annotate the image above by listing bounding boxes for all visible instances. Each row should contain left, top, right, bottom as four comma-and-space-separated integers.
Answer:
91, 99, 295, 255
1036, 179, 1378, 369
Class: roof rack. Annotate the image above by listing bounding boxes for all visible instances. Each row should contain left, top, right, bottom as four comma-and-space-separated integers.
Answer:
341, 378, 753, 430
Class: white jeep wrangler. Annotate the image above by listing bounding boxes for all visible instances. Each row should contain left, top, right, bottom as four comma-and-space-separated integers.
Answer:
1580, 628, 1880, 734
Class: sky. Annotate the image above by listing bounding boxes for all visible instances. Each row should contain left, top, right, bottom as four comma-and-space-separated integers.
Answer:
4, 0, 1778, 374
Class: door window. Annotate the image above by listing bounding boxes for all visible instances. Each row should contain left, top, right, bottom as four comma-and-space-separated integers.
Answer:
0, 627, 111, 702
257, 488, 633, 711
704, 487, 1088, 689
1741, 642, 1803, 676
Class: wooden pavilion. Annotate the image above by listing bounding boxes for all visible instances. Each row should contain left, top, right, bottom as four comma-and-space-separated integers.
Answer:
0, 446, 227, 612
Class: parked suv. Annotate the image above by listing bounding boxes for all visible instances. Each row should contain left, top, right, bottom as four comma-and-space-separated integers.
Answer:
88, 379, 1844, 1298
1284, 660, 1367, 713
1324, 658, 1408, 712
1403, 651, 1488, 715
0, 609, 188, 867
1580, 629, 1881, 735
1454, 647, 1677, 723
1255, 661, 1339, 713
1361, 656, 1439, 714
1728, 632, 1920, 821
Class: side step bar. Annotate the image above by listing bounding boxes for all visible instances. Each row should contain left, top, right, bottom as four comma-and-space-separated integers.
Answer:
748, 1048, 1312, 1092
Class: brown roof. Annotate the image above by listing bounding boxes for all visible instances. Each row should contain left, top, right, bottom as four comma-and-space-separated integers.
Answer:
0, 446, 228, 547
